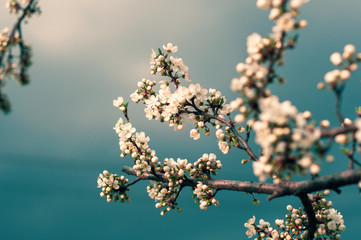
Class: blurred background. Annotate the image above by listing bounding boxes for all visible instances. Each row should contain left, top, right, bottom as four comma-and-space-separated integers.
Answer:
1, 0, 361, 239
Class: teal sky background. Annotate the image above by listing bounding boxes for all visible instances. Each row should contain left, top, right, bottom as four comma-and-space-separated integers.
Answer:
1, 1, 361, 239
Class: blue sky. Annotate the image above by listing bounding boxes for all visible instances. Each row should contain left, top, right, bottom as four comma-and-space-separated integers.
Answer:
1, 0, 361, 239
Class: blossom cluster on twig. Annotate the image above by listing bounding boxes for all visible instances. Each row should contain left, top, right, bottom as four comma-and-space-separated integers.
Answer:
97, 170, 130, 203
0, 0, 41, 113
245, 191, 345, 240
103, 96, 225, 214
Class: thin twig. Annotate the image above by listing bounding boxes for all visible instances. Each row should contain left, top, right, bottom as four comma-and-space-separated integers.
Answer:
334, 87, 344, 124
210, 114, 259, 161
170, 184, 184, 204
126, 177, 142, 187
182, 100, 259, 161
347, 135, 361, 169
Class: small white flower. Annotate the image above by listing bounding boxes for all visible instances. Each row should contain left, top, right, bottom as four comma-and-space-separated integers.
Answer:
327, 220, 337, 231
340, 69, 350, 80
298, 19, 308, 28
275, 219, 284, 226
321, 120, 330, 128
339, 224, 346, 231
256, 0, 272, 9
163, 43, 178, 53
113, 97, 124, 108
335, 134, 348, 145
244, 216, 256, 238
310, 163, 321, 175
218, 141, 230, 154
299, 156, 312, 168
150, 49, 157, 63
190, 129, 200, 140
290, 0, 307, 9
269, 8, 281, 20
274, 13, 295, 32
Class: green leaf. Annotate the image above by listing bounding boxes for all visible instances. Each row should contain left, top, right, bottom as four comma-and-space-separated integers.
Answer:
340, 147, 349, 155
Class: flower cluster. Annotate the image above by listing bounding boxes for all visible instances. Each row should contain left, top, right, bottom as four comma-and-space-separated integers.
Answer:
192, 182, 219, 210
189, 153, 222, 179
147, 181, 182, 216
162, 157, 191, 183
97, 170, 130, 203
231, 32, 274, 110
244, 191, 345, 239
0, 0, 40, 113
244, 216, 273, 239
257, 0, 308, 32
310, 192, 345, 238
130, 44, 235, 157
132, 81, 205, 130
6, 0, 22, 14
0, 27, 23, 81
146, 155, 222, 215
252, 96, 321, 181
0, 28, 10, 55
113, 116, 162, 176
319, 44, 361, 89
130, 78, 156, 103
231, 59, 269, 101
131, 51, 230, 138
150, 43, 190, 82
6, 0, 41, 16
215, 124, 233, 154
232, 0, 308, 117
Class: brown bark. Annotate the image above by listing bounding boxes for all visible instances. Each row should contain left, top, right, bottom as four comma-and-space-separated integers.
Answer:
123, 166, 361, 200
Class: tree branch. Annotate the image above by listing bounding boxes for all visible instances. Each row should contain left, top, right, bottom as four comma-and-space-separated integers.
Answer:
298, 193, 317, 240
0, 0, 35, 66
123, 166, 361, 200
9, 0, 35, 42
0, 0, 38, 113
320, 125, 357, 138
209, 114, 259, 161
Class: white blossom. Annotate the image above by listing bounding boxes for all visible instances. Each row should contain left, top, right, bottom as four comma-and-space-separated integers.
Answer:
330, 52, 343, 66
163, 43, 178, 53
113, 97, 124, 108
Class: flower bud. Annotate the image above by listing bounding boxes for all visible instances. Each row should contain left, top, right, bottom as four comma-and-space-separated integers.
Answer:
321, 120, 330, 128
310, 163, 321, 175
335, 134, 348, 145
330, 52, 342, 65
343, 44, 356, 59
